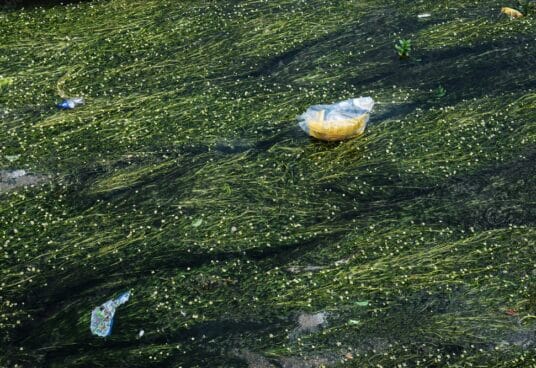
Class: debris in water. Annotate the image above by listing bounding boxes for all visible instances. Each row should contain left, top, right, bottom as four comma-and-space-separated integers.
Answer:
298, 97, 374, 141
4, 155, 20, 162
57, 97, 85, 110
192, 218, 203, 227
505, 308, 519, 316
348, 319, 361, 325
90, 291, 131, 337
297, 312, 327, 332
355, 300, 369, 307
417, 13, 431, 18
289, 312, 328, 340
286, 265, 326, 273
0, 170, 48, 193
501, 7, 523, 18
334, 257, 351, 266
4, 169, 26, 179
138, 329, 145, 338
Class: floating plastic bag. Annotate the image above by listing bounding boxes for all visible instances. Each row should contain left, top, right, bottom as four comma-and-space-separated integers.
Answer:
501, 7, 523, 18
57, 97, 84, 110
4, 169, 26, 179
0, 169, 48, 193
4, 154, 20, 163
417, 13, 432, 18
90, 291, 130, 337
298, 97, 374, 141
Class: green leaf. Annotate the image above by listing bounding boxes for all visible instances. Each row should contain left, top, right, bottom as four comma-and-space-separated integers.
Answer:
0, 77, 14, 89
355, 300, 369, 307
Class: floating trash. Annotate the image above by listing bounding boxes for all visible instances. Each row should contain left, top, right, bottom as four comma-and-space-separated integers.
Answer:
417, 13, 432, 18
57, 97, 85, 110
298, 97, 374, 141
501, 7, 523, 18
90, 291, 131, 337
4, 155, 21, 162
4, 169, 26, 179
286, 265, 326, 274
192, 218, 203, 228
0, 169, 48, 193
297, 312, 327, 332
289, 311, 328, 340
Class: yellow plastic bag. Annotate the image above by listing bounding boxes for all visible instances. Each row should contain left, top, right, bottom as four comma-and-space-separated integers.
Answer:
298, 97, 374, 141
501, 7, 523, 18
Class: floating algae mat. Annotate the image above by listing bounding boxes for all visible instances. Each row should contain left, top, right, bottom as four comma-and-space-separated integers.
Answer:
0, 0, 535, 367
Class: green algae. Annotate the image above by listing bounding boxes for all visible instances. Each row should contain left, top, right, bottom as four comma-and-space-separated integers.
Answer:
0, 0, 535, 367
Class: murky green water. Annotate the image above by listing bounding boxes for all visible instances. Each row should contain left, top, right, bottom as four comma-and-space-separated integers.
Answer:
1, 0, 535, 367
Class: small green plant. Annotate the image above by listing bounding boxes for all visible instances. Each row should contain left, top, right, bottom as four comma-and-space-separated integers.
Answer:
0, 76, 14, 90
434, 85, 447, 99
395, 39, 412, 59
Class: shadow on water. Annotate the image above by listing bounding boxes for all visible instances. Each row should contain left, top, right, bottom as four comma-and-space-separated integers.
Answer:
245, 10, 433, 79
34, 319, 274, 363
241, 9, 535, 133
34, 163, 438, 313
1, 0, 92, 10
8, 157, 443, 361
414, 148, 536, 230
250, 2, 535, 111
2, 1, 535, 366
368, 101, 420, 124
351, 38, 536, 107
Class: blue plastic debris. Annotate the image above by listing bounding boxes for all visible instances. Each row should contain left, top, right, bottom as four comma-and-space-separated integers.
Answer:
90, 291, 131, 337
57, 97, 84, 110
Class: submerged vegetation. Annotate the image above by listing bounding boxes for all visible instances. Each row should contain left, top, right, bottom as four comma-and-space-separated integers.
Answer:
517, 0, 536, 16
434, 85, 447, 99
394, 39, 412, 59
0, 0, 535, 367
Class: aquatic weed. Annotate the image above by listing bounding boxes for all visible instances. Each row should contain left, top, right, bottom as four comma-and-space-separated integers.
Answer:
395, 39, 412, 59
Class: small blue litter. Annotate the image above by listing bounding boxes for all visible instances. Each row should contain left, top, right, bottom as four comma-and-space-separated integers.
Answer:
57, 97, 84, 110
90, 291, 131, 337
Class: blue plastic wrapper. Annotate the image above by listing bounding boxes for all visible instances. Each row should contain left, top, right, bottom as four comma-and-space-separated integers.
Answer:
90, 291, 131, 337
57, 97, 84, 110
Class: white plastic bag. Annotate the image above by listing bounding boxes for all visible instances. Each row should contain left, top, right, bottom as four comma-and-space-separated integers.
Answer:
90, 291, 131, 337
298, 97, 374, 141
